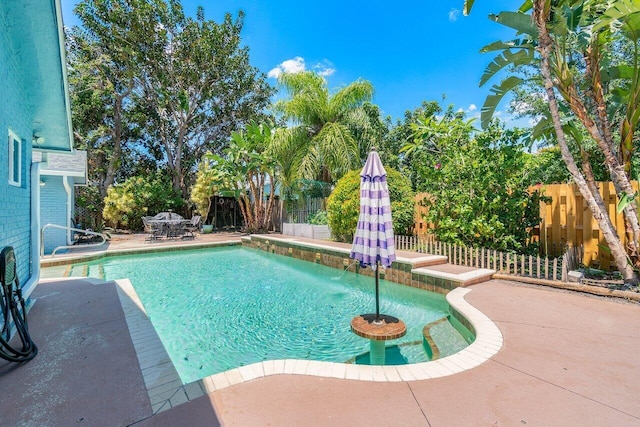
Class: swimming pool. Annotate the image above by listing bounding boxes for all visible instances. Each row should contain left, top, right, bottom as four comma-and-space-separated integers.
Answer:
64, 246, 472, 383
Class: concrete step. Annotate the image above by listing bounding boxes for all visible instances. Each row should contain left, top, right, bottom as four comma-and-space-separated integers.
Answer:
412, 263, 495, 287
398, 254, 448, 269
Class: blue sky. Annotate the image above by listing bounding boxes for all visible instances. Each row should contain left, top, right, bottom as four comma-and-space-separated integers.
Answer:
60, 0, 525, 125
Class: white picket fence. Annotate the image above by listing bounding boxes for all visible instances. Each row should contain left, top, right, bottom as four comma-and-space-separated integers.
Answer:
394, 235, 582, 282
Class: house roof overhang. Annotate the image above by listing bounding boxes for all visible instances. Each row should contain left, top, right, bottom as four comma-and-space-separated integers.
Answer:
34, 150, 87, 185
1, 0, 74, 152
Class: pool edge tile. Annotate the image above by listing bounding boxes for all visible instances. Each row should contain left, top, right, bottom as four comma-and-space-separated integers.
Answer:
112, 252, 504, 413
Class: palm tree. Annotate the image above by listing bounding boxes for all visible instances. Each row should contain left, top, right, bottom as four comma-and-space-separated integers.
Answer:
272, 71, 375, 184
464, 0, 640, 285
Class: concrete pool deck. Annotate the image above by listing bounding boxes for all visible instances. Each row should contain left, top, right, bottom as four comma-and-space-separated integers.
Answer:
1, 233, 639, 425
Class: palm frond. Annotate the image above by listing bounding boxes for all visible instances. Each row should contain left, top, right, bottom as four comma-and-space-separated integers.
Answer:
481, 76, 524, 128
463, 0, 475, 16
489, 11, 539, 38
593, 0, 640, 42
480, 49, 535, 87
329, 80, 374, 119
299, 145, 320, 180
480, 38, 535, 53
313, 122, 359, 180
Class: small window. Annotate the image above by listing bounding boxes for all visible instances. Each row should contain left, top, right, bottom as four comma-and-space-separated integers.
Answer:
8, 129, 22, 187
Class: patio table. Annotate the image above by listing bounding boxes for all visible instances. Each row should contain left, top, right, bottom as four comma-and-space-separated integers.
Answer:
147, 219, 190, 239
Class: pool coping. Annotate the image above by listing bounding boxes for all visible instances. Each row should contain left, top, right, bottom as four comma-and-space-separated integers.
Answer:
115, 276, 503, 414
40, 239, 242, 267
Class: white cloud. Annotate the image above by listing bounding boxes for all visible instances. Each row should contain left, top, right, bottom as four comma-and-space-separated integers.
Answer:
317, 67, 335, 77
267, 68, 282, 79
449, 8, 460, 22
458, 104, 478, 115
268, 56, 306, 79
268, 57, 337, 79
313, 60, 335, 77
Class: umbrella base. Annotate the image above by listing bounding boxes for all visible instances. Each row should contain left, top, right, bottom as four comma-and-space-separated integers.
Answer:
360, 313, 400, 324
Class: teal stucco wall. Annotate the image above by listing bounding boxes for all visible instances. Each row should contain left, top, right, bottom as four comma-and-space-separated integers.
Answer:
41, 176, 69, 255
0, 11, 35, 284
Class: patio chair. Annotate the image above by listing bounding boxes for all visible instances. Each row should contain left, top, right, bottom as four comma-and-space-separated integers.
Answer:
142, 216, 162, 242
183, 215, 201, 239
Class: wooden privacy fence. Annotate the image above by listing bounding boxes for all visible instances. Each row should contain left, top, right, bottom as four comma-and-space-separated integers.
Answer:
411, 182, 639, 271
535, 181, 639, 271
394, 235, 581, 282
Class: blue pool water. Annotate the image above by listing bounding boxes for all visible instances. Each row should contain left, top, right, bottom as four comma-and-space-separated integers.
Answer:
73, 246, 469, 383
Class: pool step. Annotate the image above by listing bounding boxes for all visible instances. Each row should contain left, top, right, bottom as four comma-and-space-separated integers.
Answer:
423, 316, 472, 361
422, 316, 449, 360
66, 265, 105, 280
67, 265, 88, 277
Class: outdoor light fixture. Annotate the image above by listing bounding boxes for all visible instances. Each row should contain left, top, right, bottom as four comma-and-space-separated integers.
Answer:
32, 134, 45, 145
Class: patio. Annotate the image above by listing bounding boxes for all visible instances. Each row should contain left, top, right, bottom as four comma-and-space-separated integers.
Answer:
1, 235, 639, 426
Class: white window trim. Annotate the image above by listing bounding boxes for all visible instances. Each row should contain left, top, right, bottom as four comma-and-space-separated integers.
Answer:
8, 129, 22, 187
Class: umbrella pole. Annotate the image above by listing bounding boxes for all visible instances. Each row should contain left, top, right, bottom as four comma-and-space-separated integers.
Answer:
375, 261, 380, 322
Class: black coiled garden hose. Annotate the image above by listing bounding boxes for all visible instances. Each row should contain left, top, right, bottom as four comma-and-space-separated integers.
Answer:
0, 246, 37, 363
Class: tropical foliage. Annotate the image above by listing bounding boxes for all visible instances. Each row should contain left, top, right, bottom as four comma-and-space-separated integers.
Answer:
308, 210, 329, 225
407, 112, 545, 252
64, 0, 640, 279
465, 0, 640, 284
272, 71, 377, 185
327, 169, 415, 242
103, 173, 183, 230
191, 122, 278, 233
190, 161, 221, 224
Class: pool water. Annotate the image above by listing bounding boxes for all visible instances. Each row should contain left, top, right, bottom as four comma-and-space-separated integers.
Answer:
72, 246, 470, 383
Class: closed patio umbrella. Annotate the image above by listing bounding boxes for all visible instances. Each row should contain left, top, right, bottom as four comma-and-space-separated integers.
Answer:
350, 149, 396, 322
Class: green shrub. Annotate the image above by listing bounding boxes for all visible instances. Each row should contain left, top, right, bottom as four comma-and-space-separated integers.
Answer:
327, 168, 415, 242
103, 173, 184, 230
409, 118, 546, 253
308, 210, 328, 225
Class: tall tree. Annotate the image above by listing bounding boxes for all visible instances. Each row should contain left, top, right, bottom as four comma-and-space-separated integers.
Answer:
137, 4, 273, 199
272, 71, 375, 184
465, 0, 640, 286
380, 101, 443, 175
71, 0, 272, 203
70, 0, 150, 199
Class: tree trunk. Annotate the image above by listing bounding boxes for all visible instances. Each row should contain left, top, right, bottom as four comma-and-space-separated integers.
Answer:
564, 42, 640, 266
533, 0, 638, 285
102, 93, 125, 196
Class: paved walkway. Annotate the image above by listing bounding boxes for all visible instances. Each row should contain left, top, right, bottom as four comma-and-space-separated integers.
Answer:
1, 234, 639, 426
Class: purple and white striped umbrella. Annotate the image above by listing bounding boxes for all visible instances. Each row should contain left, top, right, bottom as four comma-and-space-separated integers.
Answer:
350, 150, 396, 270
